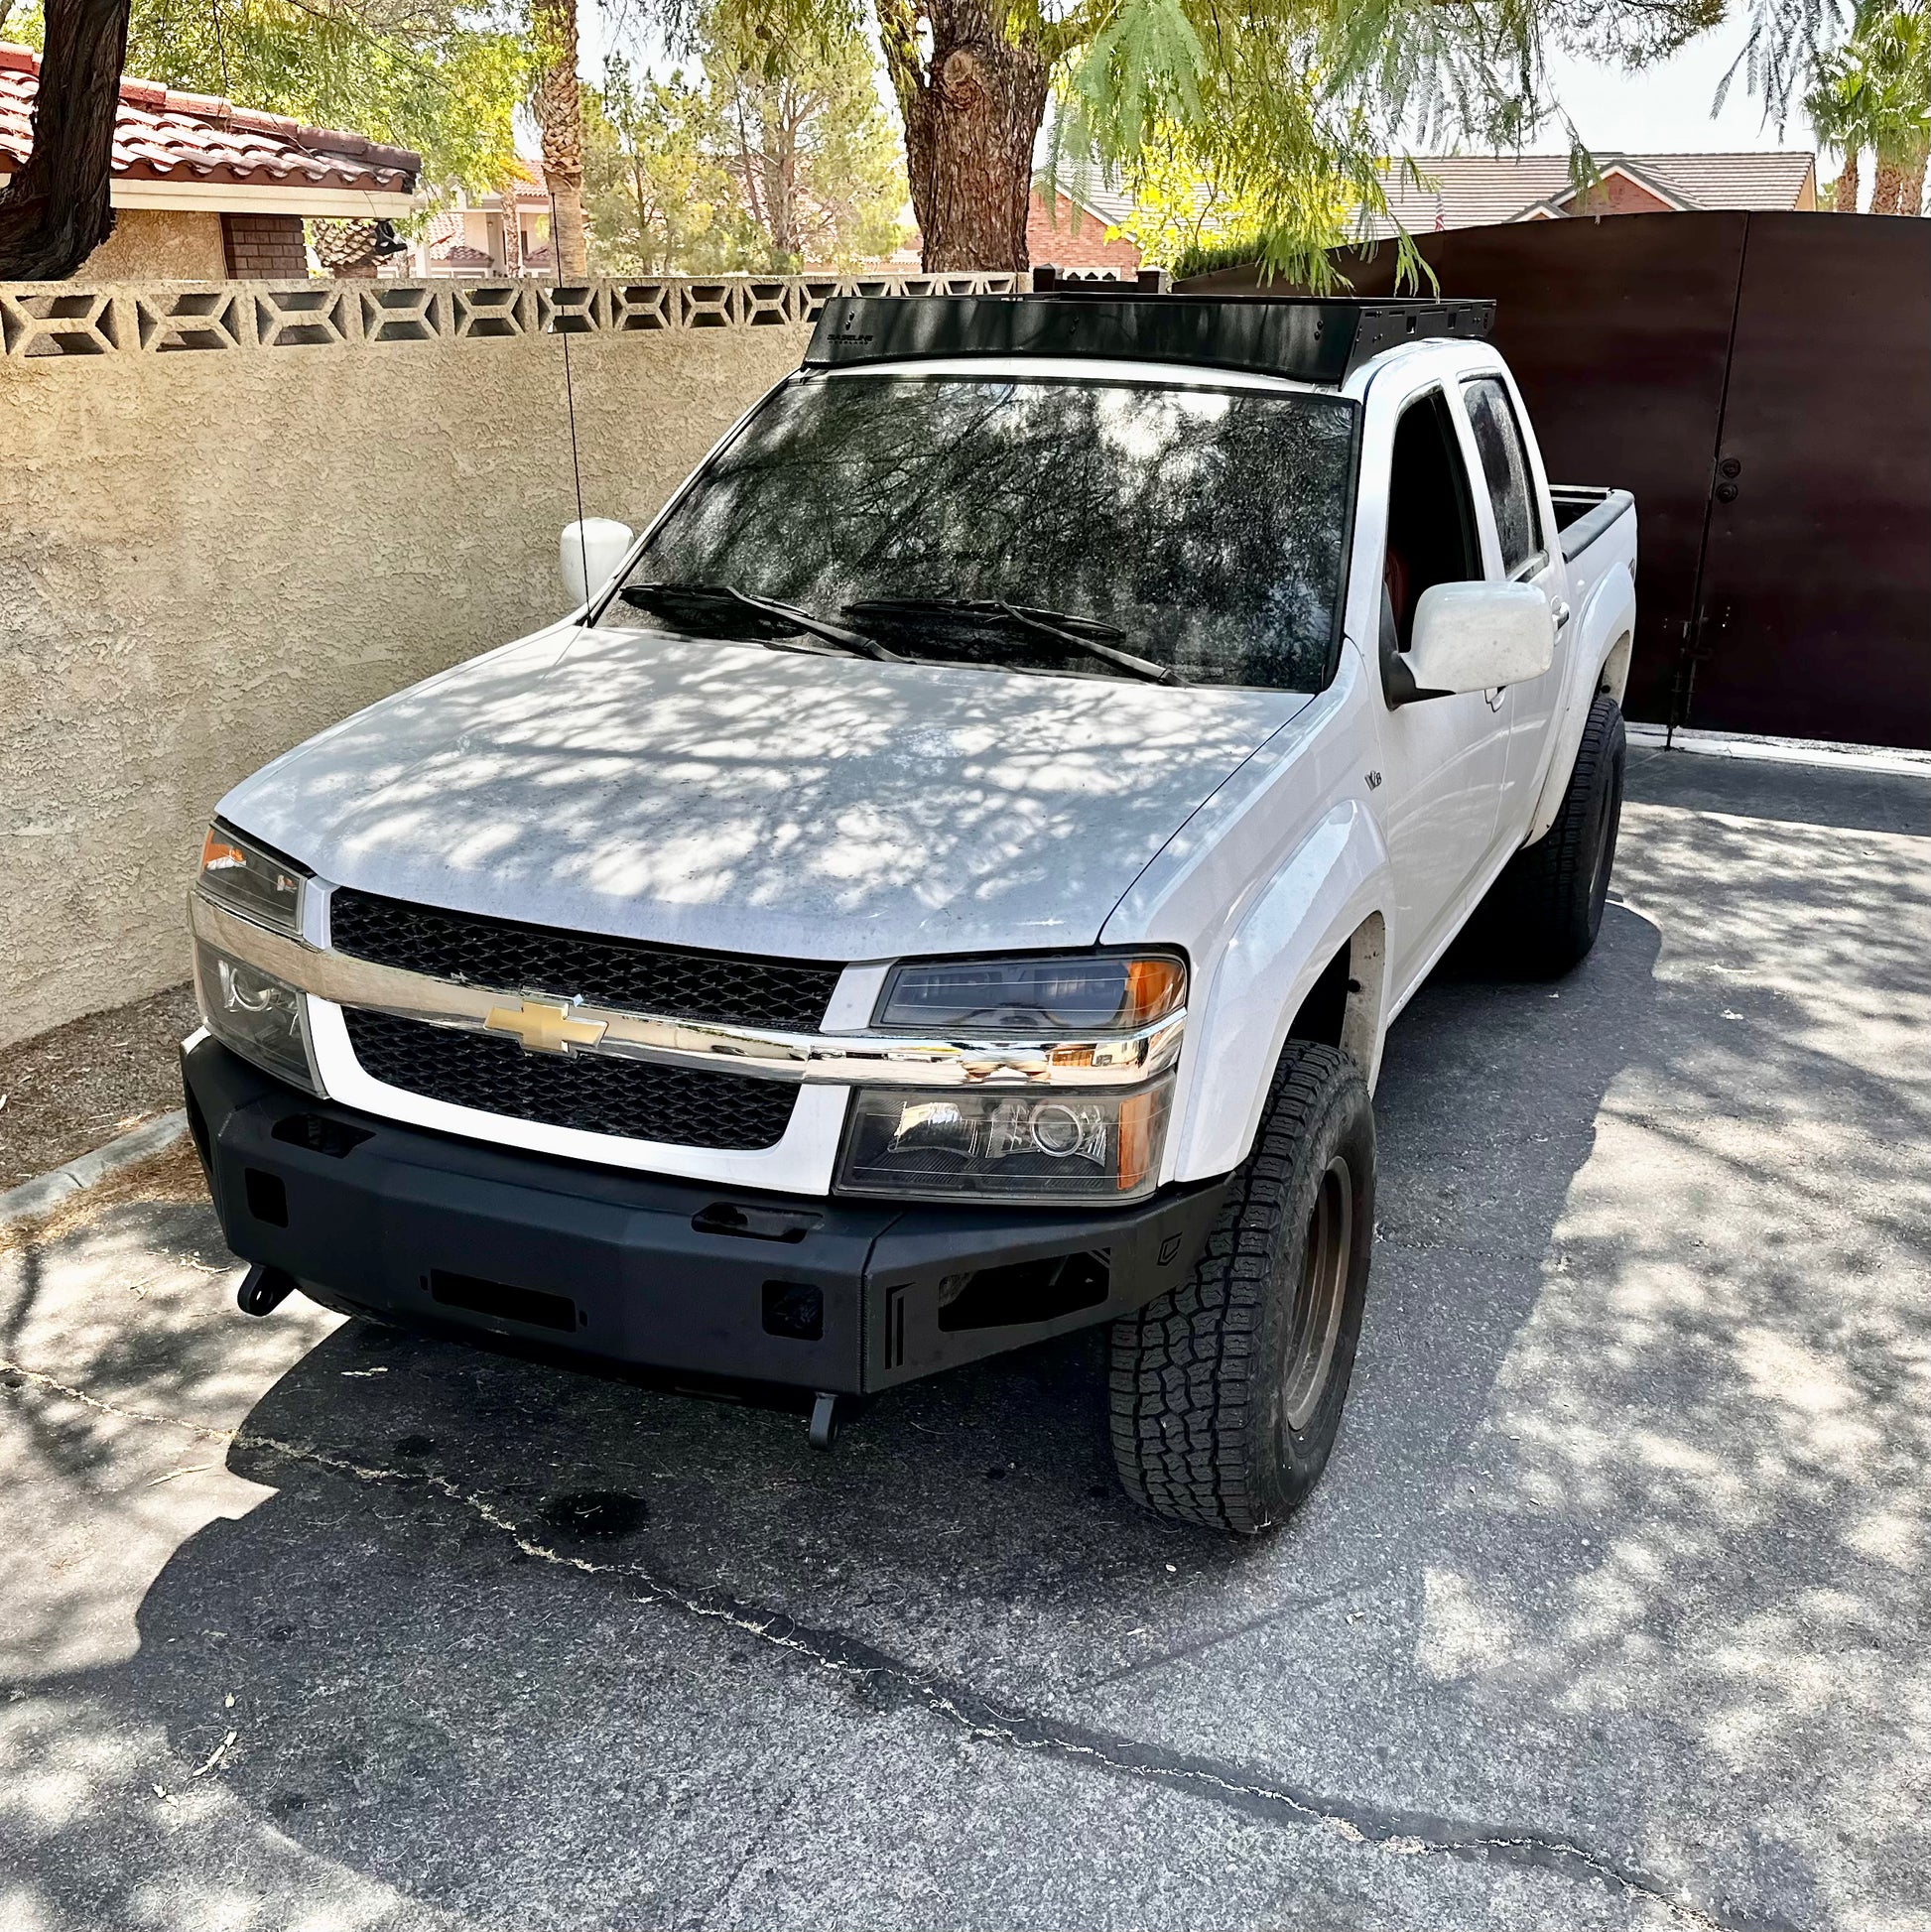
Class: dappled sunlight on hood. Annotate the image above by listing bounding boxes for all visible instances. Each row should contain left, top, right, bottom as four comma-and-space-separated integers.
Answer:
220, 627, 1309, 960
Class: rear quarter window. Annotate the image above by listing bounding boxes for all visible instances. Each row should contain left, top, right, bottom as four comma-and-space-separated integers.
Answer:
1462, 377, 1543, 576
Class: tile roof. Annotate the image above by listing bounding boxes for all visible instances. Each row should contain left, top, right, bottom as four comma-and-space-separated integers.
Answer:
1362, 151, 1815, 237
0, 41, 420, 193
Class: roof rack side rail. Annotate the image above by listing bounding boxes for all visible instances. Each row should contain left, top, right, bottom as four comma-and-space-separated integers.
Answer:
803, 289, 1494, 385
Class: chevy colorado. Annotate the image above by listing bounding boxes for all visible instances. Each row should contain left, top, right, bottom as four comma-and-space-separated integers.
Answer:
182, 288, 1636, 1532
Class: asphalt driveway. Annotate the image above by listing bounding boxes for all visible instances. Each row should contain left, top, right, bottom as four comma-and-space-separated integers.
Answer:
3, 745, 1927, 1932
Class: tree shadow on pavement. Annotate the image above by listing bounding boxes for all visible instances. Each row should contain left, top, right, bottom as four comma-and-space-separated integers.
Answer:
3, 903, 1695, 1932
5, 754, 1927, 1931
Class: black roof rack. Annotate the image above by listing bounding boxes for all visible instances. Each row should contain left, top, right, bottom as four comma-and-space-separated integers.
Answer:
803, 284, 1494, 387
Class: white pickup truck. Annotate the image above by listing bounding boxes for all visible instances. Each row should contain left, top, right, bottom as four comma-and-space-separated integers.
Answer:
182, 290, 1636, 1532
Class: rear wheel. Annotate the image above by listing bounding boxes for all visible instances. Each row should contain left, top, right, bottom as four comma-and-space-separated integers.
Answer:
1109, 1043, 1374, 1534
1482, 694, 1625, 976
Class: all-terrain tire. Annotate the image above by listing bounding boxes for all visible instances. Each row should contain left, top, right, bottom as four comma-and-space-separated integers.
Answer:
1483, 694, 1626, 977
1109, 1043, 1375, 1534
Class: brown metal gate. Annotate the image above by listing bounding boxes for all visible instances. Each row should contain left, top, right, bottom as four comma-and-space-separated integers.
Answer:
1192, 212, 1931, 748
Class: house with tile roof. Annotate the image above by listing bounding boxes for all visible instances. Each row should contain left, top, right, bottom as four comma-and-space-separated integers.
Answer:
0, 41, 420, 280
1025, 151, 1818, 276
410, 166, 554, 278
1026, 180, 1143, 272
1362, 152, 1818, 237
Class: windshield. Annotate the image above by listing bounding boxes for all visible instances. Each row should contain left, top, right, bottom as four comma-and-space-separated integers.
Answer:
600, 373, 1358, 691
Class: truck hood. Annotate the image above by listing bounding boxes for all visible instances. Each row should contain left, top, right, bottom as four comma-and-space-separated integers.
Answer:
221, 626, 1311, 963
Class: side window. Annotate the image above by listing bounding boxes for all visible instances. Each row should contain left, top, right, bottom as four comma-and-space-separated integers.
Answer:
1462, 377, 1543, 576
1382, 389, 1482, 656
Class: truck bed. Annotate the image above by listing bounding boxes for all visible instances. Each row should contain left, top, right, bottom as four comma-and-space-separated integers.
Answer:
1550, 485, 1636, 564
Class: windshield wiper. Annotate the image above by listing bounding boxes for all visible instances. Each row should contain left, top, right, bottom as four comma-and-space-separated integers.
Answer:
618, 582, 899, 662
842, 597, 1183, 686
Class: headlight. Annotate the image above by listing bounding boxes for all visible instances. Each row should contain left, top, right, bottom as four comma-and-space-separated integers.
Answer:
197, 822, 307, 936
837, 1079, 1173, 1204
193, 940, 322, 1095
877, 952, 1185, 1035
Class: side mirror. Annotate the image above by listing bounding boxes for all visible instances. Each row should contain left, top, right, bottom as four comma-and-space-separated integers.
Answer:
560, 518, 636, 608
1393, 581, 1556, 704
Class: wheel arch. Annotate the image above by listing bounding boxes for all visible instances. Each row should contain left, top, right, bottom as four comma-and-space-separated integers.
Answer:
1167, 801, 1393, 1185
1527, 559, 1635, 846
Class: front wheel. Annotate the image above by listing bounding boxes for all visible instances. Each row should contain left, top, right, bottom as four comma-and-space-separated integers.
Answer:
1108, 1043, 1375, 1534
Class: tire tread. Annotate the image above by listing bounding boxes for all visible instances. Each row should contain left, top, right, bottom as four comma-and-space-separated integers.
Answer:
1109, 1042, 1362, 1533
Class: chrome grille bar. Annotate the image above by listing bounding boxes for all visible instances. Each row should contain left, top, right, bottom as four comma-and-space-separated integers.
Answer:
192, 893, 1184, 1090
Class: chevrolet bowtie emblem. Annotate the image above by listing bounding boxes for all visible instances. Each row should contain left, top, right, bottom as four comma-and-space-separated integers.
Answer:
482, 998, 608, 1055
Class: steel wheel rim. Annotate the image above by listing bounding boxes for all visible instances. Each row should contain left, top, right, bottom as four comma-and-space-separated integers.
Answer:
1282, 1154, 1352, 1434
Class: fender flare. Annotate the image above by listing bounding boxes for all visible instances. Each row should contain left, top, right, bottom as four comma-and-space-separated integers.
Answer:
1166, 799, 1393, 1185
1526, 559, 1635, 846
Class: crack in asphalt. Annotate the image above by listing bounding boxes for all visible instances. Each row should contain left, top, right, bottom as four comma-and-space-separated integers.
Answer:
3, 1357, 1786, 1932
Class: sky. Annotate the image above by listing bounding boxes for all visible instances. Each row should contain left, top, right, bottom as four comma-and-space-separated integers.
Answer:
573, 7, 1821, 165
1535, 29, 1815, 157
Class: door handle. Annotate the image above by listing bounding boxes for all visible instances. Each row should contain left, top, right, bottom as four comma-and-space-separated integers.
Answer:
1550, 597, 1571, 628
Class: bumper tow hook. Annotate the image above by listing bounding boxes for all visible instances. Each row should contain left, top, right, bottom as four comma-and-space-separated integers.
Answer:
236, 1264, 299, 1318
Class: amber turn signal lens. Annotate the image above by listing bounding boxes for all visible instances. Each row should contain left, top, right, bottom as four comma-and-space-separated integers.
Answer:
1115, 1087, 1159, 1191
200, 831, 248, 873
194, 822, 307, 936
1120, 956, 1186, 1028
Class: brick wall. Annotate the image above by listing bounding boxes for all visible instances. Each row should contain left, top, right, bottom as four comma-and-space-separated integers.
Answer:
221, 212, 308, 277
1026, 189, 1141, 271
1568, 174, 1677, 217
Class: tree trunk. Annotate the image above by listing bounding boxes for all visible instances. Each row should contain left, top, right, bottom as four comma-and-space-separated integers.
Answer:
880, 0, 1051, 271
0, 0, 131, 280
533, 0, 588, 278
1901, 155, 1927, 217
1834, 148, 1861, 213
1869, 156, 1903, 214
496, 169, 523, 275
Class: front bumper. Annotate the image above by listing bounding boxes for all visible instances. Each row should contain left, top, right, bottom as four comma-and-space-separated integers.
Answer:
182, 1038, 1227, 1396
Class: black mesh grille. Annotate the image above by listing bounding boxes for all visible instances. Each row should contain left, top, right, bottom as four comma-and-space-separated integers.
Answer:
328, 888, 839, 1031
343, 1009, 797, 1150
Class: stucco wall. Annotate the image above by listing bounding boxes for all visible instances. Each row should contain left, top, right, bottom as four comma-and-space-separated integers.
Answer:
0, 272, 1014, 1047
76, 208, 228, 282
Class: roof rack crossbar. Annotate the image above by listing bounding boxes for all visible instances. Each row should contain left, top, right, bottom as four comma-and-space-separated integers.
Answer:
803, 287, 1494, 386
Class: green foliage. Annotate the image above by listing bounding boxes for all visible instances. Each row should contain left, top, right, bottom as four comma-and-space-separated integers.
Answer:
1162, 231, 1282, 283
1047, 0, 1717, 286
699, 2, 907, 268
1804, 3, 1929, 164
582, 64, 743, 272
586, 4, 906, 272
0, 2, 46, 47
119, 0, 525, 192
1097, 119, 1342, 278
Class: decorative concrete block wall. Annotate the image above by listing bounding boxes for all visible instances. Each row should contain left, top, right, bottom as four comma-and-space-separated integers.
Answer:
0, 271, 1019, 1046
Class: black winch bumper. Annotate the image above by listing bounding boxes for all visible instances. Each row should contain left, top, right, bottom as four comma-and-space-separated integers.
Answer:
182, 1039, 1227, 1396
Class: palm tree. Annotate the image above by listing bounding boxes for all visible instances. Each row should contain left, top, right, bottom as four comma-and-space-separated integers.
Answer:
1809, 43, 1874, 208
1805, 4, 1929, 214
1864, 5, 1929, 212
533, 0, 588, 275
